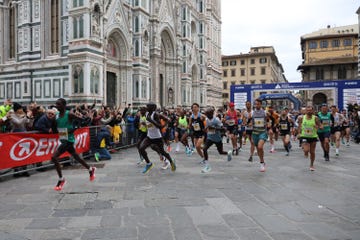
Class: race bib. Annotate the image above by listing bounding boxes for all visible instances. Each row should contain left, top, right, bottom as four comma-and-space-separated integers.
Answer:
280, 123, 288, 130
193, 122, 201, 131
227, 119, 235, 126
304, 127, 314, 136
208, 128, 215, 134
254, 118, 264, 128
322, 120, 330, 127
58, 128, 68, 140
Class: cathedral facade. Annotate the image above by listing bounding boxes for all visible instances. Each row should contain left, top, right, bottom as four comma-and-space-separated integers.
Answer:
0, 0, 222, 108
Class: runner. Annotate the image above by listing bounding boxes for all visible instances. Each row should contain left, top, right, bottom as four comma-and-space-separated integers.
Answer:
267, 106, 279, 153
278, 107, 294, 156
223, 102, 238, 155
134, 107, 147, 165
317, 103, 331, 161
138, 103, 176, 174
298, 105, 322, 171
242, 101, 255, 162
201, 108, 232, 173
340, 109, 351, 147
52, 98, 96, 191
188, 103, 206, 163
174, 109, 191, 155
330, 105, 345, 157
250, 99, 268, 172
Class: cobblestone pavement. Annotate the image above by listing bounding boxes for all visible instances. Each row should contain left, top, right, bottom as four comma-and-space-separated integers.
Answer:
0, 139, 359, 240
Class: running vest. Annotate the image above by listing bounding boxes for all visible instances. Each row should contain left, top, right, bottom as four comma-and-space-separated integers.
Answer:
191, 112, 204, 132
317, 112, 331, 133
252, 109, 266, 133
300, 115, 318, 138
279, 116, 291, 133
139, 115, 147, 133
146, 112, 162, 139
225, 110, 237, 126
178, 116, 188, 129
56, 110, 75, 142
243, 110, 253, 130
331, 112, 341, 127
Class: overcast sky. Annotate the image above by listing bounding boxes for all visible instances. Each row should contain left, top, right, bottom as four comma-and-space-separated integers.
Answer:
221, 0, 359, 82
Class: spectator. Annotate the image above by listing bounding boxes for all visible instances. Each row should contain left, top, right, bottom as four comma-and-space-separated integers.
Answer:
126, 112, 136, 145
9, 102, 34, 177
0, 98, 12, 132
34, 107, 58, 134
94, 126, 113, 161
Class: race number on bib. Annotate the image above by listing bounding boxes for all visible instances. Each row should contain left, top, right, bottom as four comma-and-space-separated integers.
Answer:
58, 128, 68, 141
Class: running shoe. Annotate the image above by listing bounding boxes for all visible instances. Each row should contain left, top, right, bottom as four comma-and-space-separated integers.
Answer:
142, 162, 154, 174
170, 160, 176, 172
94, 152, 100, 162
201, 164, 211, 173
54, 178, 66, 191
166, 145, 172, 152
199, 159, 206, 165
285, 152, 289, 156
346, 142, 350, 147
137, 159, 145, 166
260, 163, 266, 172
89, 167, 96, 181
227, 150, 232, 161
335, 152, 339, 157
270, 148, 276, 153
341, 139, 345, 145
161, 160, 170, 170
248, 156, 253, 162
310, 166, 315, 171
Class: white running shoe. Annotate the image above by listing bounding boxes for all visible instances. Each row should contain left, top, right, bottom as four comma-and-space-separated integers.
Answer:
201, 164, 211, 173
260, 163, 266, 172
161, 160, 170, 170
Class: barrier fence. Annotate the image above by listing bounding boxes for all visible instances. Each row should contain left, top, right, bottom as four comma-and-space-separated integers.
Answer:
0, 124, 139, 178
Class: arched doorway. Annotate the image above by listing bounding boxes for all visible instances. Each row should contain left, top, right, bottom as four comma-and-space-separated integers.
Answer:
313, 92, 327, 111
159, 30, 176, 108
105, 30, 129, 107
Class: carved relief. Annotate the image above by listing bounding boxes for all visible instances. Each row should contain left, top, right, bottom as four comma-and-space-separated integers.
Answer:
33, 0, 40, 20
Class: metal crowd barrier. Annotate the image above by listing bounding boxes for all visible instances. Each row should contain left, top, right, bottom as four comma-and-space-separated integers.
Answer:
0, 124, 139, 179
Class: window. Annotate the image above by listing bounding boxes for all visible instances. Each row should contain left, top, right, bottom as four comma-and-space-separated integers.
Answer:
338, 66, 347, 79
320, 40, 328, 48
223, 82, 227, 89
240, 81, 245, 85
260, 80, 266, 84
182, 61, 187, 73
73, 15, 84, 39
182, 7, 186, 21
222, 61, 228, 66
199, 0, 204, 13
134, 40, 140, 56
309, 41, 317, 49
9, 6, 16, 59
199, 22, 204, 34
343, 39, 352, 46
134, 16, 140, 32
183, 45, 186, 56
259, 57, 267, 64
51, 0, 59, 54
240, 69, 245, 76
73, 65, 84, 94
250, 59, 255, 64
223, 70, 227, 77
199, 54, 203, 64
332, 39, 340, 47
261, 67, 266, 75
240, 60, 245, 65
316, 68, 324, 80
73, 0, 84, 7
250, 80, 255, 84
90, 66, 99, 94
222, 93, 229, 98
231, 69, 236, 77
250, 68, 255, 76
230, 60, 236, 66
182, 25, 186, 37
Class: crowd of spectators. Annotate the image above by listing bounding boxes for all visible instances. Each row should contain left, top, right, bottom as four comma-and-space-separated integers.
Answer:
0, 98, 136, 177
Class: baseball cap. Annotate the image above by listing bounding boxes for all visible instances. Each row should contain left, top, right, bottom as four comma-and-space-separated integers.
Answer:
229, 102, 235, 107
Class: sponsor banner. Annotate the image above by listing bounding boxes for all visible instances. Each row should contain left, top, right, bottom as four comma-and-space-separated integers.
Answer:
0, 127, 90, 170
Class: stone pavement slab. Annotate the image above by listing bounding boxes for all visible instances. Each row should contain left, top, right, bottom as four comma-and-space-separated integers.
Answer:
0, 139, 359, 240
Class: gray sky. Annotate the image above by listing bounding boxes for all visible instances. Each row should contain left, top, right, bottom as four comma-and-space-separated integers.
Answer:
221, 0, 359, 82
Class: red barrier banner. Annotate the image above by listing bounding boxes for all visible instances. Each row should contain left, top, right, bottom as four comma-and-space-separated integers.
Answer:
0, 127, 90, 170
